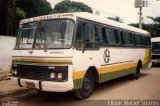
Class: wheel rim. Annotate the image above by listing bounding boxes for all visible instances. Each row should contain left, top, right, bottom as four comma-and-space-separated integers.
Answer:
83, 77, 91, 91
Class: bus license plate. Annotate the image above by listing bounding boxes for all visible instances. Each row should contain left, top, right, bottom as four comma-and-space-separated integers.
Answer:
26, 82, 35, 88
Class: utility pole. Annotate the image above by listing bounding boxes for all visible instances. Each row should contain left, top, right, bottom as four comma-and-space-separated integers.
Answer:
135, 0, 148, 29
139, 7, 142, 29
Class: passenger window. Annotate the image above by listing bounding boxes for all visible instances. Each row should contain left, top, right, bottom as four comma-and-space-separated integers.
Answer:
106, 27, 118, 44
83, 23, 99, 49
143, 36, 151, 47
96, 26, 104, 43
121, 31, 133, 45
102, 27, 108, 43
75, 22, 84, 49
134, 35, 143, 46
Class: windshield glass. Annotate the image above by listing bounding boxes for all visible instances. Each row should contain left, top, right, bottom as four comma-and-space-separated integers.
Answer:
15, 19, 74, 49
152, 42, 160, 53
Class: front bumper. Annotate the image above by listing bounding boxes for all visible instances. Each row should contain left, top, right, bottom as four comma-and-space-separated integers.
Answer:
152, 59, 160, 64
11, 77, 74, 92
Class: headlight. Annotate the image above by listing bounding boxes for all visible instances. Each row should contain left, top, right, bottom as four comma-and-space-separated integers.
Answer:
14, 70, 17, 75
57, 73, 63, 80
50, 72, 55, 79
12, 70, 17, 75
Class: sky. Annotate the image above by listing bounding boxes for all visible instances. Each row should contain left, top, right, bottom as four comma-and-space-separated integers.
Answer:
46, 0, 160, 24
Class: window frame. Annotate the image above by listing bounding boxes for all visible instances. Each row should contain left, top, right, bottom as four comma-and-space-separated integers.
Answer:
75, 17, 150, 49
134, 34, 144, 47
74, 19, 100, 50
120, 31, 134, 46
143, 36, 151, 47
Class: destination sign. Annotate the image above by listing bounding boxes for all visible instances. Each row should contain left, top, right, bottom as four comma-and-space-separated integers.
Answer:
20, 14, 74, 24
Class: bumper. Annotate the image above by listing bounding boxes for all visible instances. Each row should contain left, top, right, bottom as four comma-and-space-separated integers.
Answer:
11, 77, 74, 92
152, 59, 160, 64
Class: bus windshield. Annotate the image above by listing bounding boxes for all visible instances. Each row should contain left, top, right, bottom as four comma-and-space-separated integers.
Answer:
15, 19, 74, 49
152, 42, 160, 53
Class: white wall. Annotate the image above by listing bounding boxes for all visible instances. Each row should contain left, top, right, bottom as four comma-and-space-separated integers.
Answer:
0, 36, 16, 72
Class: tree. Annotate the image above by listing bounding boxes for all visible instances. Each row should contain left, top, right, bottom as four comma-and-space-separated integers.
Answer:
52, 0, 93, 13
147, 16, 160, 37
16, 7, 26, 27
0, 0, 9, 35
129, 16, 160, 38
16, 8, 26, 21
108, 16, 124, 23
147, 16, 160, 24
0, 0, 16, 36
17, 0, 52, 18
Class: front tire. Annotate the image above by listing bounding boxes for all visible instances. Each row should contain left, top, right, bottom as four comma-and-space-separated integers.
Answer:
132, 63, 141, 80
74, 71, 94, 100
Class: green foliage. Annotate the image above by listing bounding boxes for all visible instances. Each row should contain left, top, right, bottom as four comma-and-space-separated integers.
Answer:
52, 0, 93, 13
147, 16, 160, 24
129, 17, 160, 37
16, 7, 26, 22
17, 0, 52, 18
147, 16, 160, 37
108, 16, 124, 23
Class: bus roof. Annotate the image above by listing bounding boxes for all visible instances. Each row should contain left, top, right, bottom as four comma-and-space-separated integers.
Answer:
151, 37, 160, 42
20, 12, 149, 36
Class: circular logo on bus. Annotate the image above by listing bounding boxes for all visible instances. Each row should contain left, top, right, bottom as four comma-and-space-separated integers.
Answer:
103, 49, 110, 63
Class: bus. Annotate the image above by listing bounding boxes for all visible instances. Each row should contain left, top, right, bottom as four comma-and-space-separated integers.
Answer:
11, 12, 151, 99
151, 37, 160, 66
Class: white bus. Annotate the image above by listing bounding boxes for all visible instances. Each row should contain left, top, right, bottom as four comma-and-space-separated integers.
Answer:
11, 12, 151, 99
151, 37, 160, 65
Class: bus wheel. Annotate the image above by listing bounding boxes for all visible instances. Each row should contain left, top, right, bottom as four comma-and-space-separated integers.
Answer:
133, 63, 141, 80
74, 71, 94, 100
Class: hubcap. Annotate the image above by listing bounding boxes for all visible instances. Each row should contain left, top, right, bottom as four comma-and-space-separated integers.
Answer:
84, 78, 91, 91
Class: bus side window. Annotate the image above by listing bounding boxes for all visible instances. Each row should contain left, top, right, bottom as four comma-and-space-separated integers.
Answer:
83, 23, 99, 49
75, 22, 84, 50
134, 35, 143, 46
121, 31, 133, 45
106, 27, 119, 45
143, 36, 151, 47
96, 25, 104, 44
102, 27, 108, 43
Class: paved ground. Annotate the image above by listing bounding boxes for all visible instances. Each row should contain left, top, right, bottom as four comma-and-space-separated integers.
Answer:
0, 67, 160, 106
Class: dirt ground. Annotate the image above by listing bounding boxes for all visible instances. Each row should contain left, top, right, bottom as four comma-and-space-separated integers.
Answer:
0, 67, 160, 106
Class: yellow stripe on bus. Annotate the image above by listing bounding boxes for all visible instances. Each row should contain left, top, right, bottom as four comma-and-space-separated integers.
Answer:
142, 49, 150, 65
73, 62, 136, 80
98, 62, 137, 74
73, 71, 85, 80
12, 57, 72, 63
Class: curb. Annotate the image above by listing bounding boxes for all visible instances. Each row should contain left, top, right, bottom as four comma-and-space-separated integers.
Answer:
0, 88, 35, 98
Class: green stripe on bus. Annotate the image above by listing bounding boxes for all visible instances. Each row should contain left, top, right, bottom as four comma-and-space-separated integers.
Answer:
73, 78, 83, 89
73, 67, 136, 89
99, 67, 136, 83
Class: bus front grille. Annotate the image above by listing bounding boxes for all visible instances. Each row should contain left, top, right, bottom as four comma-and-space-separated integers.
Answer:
11, 64, 68, 81
13, 65, 51, 80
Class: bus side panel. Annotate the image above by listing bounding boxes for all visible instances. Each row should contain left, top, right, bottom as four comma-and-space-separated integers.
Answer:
98, 47, 149, 83
72, 48, 121, 89
142, 48, 151, 69
72, 47, 151, 89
